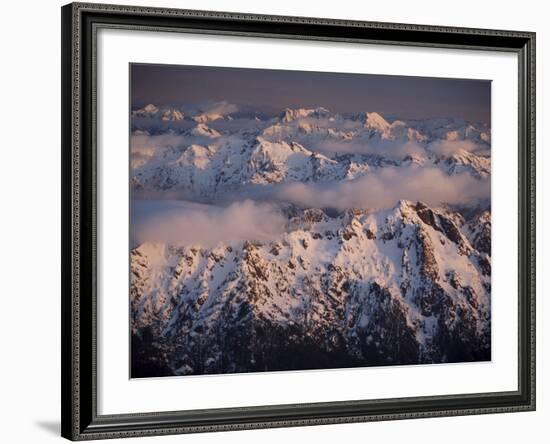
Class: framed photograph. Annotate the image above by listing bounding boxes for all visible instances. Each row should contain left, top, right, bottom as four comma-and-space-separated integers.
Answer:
61, 2, 536, 440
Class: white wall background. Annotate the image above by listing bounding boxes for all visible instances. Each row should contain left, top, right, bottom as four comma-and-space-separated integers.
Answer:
0, 0, 545, 443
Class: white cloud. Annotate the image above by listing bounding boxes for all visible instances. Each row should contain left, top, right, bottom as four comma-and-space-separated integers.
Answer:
133, 200, 285, 247
275, 166, 490, 210
130, 134, 189, 169
426, 139, 482, 156
203, 101, 238, 116
312, 138, 425, 159
131, 133, 187, 154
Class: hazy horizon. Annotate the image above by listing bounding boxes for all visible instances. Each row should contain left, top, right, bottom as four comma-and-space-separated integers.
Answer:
131, 63, 491, 124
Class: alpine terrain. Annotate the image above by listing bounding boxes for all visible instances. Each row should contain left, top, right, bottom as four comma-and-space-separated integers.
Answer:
129, 102, 491, 378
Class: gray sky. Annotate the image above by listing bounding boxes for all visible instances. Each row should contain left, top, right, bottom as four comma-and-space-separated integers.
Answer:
131, 63, 491, 123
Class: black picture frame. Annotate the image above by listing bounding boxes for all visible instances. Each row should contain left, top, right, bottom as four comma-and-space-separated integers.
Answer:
61, 2, 536, 440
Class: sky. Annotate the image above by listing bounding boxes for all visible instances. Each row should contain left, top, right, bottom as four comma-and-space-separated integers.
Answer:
131, 63, 491, 123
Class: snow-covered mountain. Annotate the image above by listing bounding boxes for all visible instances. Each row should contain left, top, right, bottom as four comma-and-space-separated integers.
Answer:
130, 106, 490, 196
129, 104, 491, 377
281, 106, 331, 122
132, 103, 185, 121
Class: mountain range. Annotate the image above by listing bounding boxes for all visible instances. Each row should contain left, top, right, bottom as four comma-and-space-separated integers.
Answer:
129, 103, 491, 377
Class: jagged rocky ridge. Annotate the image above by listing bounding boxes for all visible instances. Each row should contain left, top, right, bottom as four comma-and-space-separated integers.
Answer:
130, 105, 491, 377
130, 107, 491, 195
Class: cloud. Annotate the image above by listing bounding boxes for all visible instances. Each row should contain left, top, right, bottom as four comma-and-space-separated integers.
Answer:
426, 139, 483, 156
130, 134, 189, 169
189, 101, 239, 121
294, 116, 363, 130
274, 166, 490, 210
204, 101, 238, 116
208, 117, 266, 133
130, 131, 231, 170
312, 138, 425, 159
132, 200, 285, 247
260, 116, 424, 159
131, 133, 188, 152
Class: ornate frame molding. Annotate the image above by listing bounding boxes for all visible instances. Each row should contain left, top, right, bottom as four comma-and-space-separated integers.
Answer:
61, 2, 535, 440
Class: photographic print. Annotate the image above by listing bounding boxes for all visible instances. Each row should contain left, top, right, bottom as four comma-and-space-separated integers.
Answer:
129, 64, 491, 378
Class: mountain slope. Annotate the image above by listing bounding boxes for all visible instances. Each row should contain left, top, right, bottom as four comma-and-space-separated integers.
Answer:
130, 107, 491, 196
129, 104, 491, 377
131, 201, 490, 376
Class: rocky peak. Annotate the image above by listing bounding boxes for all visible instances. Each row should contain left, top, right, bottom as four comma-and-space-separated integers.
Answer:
131, 198, 491, 376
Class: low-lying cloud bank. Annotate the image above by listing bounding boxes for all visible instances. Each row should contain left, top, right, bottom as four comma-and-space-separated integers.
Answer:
199, 101, 238, 117
130, 134, 181, 170
132, 166, 489, 247
275, 167, 489, 210
426, 139, 484, 156
131, 133, 187, 155
306, 135, 490, 160
133, 200, 285, 247
312, 138, 424, 159
130, 132, 220, 169
215, 166, 490, 211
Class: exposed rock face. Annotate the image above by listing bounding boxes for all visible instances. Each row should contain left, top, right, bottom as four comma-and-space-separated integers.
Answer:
130, 201, 491, 377
129, 105, 491, 377
130, 108, 491, 197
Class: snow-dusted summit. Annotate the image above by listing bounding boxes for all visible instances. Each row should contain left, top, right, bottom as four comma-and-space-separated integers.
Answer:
129, 103, 491, 377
